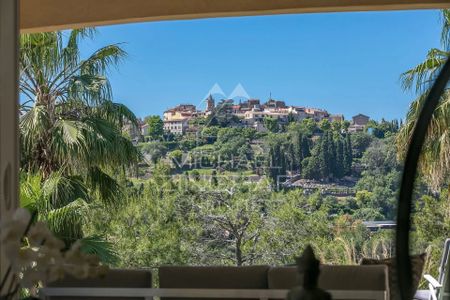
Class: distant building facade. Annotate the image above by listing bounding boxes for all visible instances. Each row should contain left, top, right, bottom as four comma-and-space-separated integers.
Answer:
329, 114, 344, 122
163, 104, 198, 135
160, 96, 359, 135
205, 95, 215, 113
164, 119, 189, 135
304, 107, 330, 122
349, 113, 370, 132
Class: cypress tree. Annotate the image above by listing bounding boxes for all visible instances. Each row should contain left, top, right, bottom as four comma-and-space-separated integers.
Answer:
286, 143, 296, 172
318, 135, 328, 179
267, 146, 277, 184
278, 144, 287, 178
335, 138, 345, 178
301, 135, 310, 159
293, 132, 302, 170
211, 170, 218, 186
326, 131, 336, 178
343, 134, 352, 175
266, 144, 288, 186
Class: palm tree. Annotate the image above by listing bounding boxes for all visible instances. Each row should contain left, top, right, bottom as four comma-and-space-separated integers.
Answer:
19, 29, 140, 261
398, 9, 450, 189
20, 173, 119, 264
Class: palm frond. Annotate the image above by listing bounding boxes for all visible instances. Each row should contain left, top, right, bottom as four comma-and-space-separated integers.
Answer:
81, 44, 126, 75
74, 44, 126, 106
82, 117, 141, 167
79, 235, 119, 265
19, 173, 43, 213
62, 28, 96, 69
20, 32, 63, 89
95, 100, 138, 127
400, 48, 449, 93
86, 167, 124, 207
42, 172, 89, 208
50, 119, 90, 166
397, 91, 450, 189
20, 105, 51, 141
441, 9, 450, 50
45, 199, 89, 242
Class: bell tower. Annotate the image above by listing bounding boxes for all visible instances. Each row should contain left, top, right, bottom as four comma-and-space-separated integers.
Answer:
206, 94, 215, 112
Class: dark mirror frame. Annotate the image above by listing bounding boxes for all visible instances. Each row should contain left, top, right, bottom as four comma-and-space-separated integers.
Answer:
396, 57, 450, 299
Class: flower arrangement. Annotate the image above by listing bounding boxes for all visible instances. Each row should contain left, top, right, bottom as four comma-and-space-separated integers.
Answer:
0, 208, 108, 300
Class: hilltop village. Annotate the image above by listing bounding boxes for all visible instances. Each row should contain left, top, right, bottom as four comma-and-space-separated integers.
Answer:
125, 96, 370, 142
118, 95, 405, 199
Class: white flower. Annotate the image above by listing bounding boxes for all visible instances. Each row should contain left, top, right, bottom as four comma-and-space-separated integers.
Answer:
27, 221, 53, 247
36, 245, 64, 269
0, 213, 105, 289
11, 248, 38, 271
21, 269, 46, 289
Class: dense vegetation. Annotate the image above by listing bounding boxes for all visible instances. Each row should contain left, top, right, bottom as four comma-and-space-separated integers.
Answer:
87, 113, 444, 280
18, 10, 450, 290
83, 122, 448, 277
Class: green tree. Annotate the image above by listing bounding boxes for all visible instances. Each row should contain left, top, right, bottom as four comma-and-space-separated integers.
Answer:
301, 156, 318, 179
145, 115, 164, 140
19, 29, 140, 254
285, 143, 296, 172
141, 142, 168, 164
196, 181, 270, 266
168, 149, 184, 168
319, 133, 331, 178
355, 138, 401, 220
331, 121, 342, 133
86, 164, 195, 267
343, 134, 353, 175
188, 169, 200, 181
291, 130, 311, 173
201, 126, 220, 144
215, 128, 254, 169
398, 9, 450, 189
264, 116, 279, 133
341, 120, 351, 132
266, 142, 287, 187
366, 119, 399, 138
20, 173, 119, 263
302, 135, 327, 180
211, 170, 218, 186
319, 119, 331, 131
350, 132, 372, 158
300, 118, 317, 136
326, 131, 337, 177
334, 139, 345, 178
412, 190, 450, 284
262, 189, 331, 265
300, 135, 311, 160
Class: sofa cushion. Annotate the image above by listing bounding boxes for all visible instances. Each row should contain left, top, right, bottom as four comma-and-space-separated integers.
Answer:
268, 265, 389, 291
267, 266, 298, 290
159, 265, 270, 300
360, 253, 426, 300
47, 268, 152, 300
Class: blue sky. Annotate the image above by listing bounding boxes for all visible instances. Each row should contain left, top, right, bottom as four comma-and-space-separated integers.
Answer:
80, 9, 443, 121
